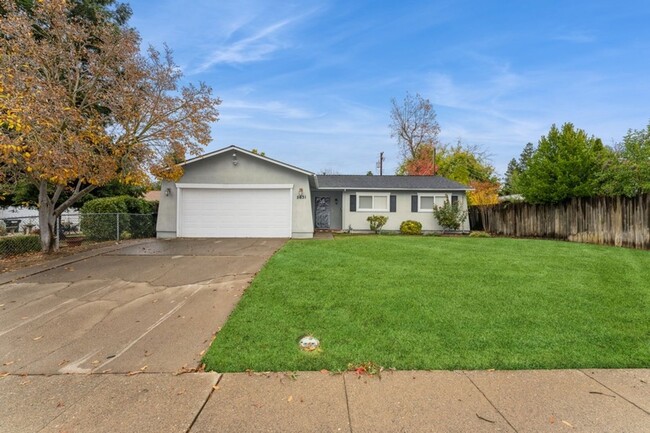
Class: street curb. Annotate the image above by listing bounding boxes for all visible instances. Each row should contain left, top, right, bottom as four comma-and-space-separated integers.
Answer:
0, 238, 156, 285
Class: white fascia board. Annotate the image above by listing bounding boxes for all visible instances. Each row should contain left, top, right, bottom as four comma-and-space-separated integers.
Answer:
175, 183, 293, 189
315, 187, 473, 191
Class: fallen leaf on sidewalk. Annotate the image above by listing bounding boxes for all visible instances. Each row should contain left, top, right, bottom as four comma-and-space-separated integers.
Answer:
140, 365, 148, 371
177, 389, 186, 395
320, 369, 329, 374
287, 395, 293, 402
174, 365, 201, 375
3, 361, 14, 366
58, 359, 69, 366
562, 420, 574, 428
0, 372, 9, 378
32, 336, 43, 341
0, 304, 5, 307
212, 384, 220, 391
476, 413, 495, 424
126, 371, 144, 376
56, 402, 64, 408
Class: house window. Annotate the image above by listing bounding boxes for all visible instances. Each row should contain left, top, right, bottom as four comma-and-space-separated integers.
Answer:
357, 193, 390, 211
418, 194, 447, 212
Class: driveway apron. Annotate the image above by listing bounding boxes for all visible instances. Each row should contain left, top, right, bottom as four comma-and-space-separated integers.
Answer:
0, 238, 285, 375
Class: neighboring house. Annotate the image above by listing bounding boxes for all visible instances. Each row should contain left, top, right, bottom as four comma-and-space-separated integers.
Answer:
156, 145, 471, 239
144, 190, 161, 202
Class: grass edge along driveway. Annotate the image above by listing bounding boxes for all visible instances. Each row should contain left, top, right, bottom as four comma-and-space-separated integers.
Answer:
203, 236, 650, 372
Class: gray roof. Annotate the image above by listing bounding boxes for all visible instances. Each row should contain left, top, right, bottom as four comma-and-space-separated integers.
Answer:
316, 175, 471, 191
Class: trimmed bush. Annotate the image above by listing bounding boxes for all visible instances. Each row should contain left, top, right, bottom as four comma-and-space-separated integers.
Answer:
0, 235, 41, 257
367, 215, 388, 233
80, 196, 157, 240
400, 220, 422, 235
433, 200, 467, 231
469, 231, 491, 238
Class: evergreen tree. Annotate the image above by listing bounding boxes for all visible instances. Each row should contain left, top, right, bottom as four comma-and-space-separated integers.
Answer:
519, 123, 607, 203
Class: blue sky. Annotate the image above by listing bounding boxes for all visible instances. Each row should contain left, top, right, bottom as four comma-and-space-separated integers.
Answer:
128, 0, 650, 177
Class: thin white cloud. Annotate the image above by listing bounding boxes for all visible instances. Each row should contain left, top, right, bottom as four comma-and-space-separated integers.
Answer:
552, 30, 596, 44
222, 99, 317, 120
195, 19, 293, 72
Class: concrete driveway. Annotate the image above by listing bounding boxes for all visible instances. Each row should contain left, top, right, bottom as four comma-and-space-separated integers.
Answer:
0, 238, 285, 375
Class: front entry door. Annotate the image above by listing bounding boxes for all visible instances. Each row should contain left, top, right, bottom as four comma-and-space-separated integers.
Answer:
315, 197, 331, 229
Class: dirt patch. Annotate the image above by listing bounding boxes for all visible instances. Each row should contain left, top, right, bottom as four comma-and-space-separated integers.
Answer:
0, 240, 118, 274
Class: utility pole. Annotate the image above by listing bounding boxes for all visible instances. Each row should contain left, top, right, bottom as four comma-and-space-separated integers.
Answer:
376, 151, 385, 176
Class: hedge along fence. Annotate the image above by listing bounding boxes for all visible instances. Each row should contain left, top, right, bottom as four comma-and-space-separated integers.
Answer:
80, 196, 157, 241
0, 235, 41, 257
474, 193, 650, 249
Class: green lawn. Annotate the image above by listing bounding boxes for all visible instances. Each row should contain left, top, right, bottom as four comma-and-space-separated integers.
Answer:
203, 236, 650, 372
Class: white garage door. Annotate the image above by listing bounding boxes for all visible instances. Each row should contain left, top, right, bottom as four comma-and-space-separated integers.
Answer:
178, 187, 291, 238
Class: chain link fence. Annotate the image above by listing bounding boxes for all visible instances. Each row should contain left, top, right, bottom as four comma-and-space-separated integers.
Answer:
1, 213, 156, 258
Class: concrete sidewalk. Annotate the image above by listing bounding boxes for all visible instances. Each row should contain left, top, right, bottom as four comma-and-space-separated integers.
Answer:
193, 369, 649, 433
2, 369, 646, 432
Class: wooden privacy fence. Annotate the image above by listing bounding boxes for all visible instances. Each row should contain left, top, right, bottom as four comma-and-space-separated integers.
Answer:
470, 194, 650, 249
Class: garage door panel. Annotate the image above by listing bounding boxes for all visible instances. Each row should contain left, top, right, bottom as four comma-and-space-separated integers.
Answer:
179, 188, 291, 238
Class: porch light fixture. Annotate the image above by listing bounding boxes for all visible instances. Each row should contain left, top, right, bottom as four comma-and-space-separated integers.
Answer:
296, 188, 306, 199
232, 153, 238, 166
165, 188, 171, 197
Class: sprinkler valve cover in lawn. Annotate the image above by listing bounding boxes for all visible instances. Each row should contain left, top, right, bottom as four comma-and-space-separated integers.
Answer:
299, 336, 320, 351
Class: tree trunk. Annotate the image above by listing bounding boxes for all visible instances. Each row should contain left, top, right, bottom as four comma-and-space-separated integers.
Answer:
38, 182, 58, 253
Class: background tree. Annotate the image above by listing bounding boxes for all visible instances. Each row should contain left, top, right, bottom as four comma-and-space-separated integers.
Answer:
501, 142, 533, 195
0, 0, 220, 252
2, 0, 132, 25
401, 143, 437, 175
599, 121, 650, 197
389, 92, 440, 160
468, 180, 500, 229
519, 123, 607, 203
436, 141, 497, 185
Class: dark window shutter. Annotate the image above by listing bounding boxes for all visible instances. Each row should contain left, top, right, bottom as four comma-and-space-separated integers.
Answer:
390, 195, 397, 212
451, 195, 459, 205
350, 195, 356, 212
411, 195, 418, 212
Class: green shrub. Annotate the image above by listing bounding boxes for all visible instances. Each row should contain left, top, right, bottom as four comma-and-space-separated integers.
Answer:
400, 220, 422, 235
432, 200, 467, 231
367, 215, 389, 233
469, 231, 491, 238
0, 235, 41, 257
80, 196, 156, 240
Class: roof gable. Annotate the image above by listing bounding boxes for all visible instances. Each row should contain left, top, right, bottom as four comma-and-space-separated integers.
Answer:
181, 145, 314, 177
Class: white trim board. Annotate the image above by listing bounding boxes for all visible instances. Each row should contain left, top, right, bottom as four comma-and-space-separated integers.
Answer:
175, 183, 293, 190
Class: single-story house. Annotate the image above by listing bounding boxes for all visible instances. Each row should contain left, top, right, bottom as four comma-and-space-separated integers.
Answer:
156, 145, 472, 239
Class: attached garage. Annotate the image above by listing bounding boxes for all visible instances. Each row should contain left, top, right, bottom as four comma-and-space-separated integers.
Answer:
176, 185, 292, 238
156, 146, 316, 239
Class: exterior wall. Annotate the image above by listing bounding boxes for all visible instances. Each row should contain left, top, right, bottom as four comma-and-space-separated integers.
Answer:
341, 190, 470, 232
156, 151, 314, 238
311, 190, 343, 230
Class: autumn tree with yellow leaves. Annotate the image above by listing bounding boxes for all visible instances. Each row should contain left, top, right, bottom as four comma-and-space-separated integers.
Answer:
0, 0, 220, 252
